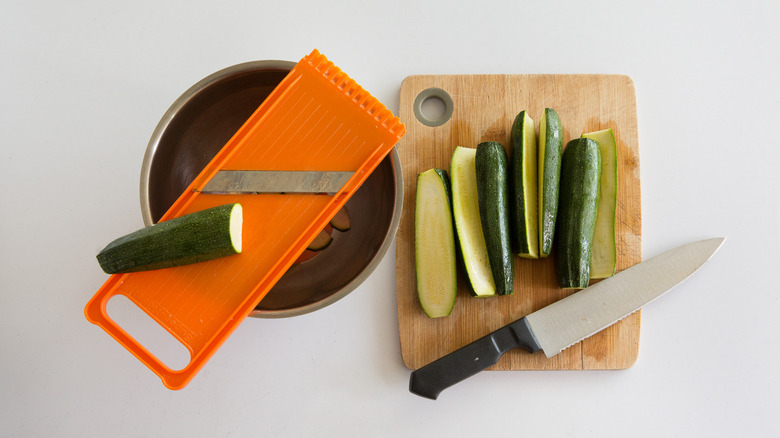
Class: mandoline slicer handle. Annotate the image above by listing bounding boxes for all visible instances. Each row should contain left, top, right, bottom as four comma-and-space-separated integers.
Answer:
85, 292, 200, 390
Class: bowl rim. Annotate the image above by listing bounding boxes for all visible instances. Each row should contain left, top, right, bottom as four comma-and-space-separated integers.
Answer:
250, 147, 403, 318
138, 60, 404, 318
140, 60, 297, 227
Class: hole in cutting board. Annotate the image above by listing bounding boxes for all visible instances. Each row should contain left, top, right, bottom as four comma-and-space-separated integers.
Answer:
106, 294, 191, 371
421, 96, 446, 121
413, 87, 453, 127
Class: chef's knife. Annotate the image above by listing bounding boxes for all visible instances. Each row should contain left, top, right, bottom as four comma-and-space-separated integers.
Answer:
409, 237, 725, 400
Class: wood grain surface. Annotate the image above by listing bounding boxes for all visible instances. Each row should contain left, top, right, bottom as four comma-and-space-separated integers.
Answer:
395, 74, 642, 370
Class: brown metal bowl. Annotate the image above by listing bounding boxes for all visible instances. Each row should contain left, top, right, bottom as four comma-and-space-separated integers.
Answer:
140, 60, 403, 318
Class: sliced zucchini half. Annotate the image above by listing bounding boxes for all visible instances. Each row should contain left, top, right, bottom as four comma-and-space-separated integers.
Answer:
450, 146, 496, 297
581, 128, 617, 278
330, 206, 351, 231
509, 110, 539, 259
307, 225, 334, 251
415, 169, 457, 318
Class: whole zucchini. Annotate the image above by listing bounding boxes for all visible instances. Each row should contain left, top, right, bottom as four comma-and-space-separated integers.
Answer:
555, 139, 601, 289
97, 203, 243, 274
475, 141, 514, 295
538, 108, 563, 257
509, 110, 539, 258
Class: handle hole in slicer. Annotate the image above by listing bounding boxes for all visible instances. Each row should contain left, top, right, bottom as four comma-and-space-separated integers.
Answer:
106, 294, 192, 371
413, 88, 453, 127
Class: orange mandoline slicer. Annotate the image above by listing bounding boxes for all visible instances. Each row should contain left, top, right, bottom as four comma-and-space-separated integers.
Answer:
85, 49, 405, 390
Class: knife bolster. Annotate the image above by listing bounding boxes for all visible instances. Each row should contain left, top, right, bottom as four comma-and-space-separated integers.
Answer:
508, 317, 543, 354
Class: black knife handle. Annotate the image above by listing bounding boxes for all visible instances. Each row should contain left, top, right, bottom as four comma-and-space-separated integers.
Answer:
409, 317, 541, 400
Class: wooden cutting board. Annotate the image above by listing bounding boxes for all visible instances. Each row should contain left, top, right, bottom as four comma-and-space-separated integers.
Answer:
395, 74, 642, 371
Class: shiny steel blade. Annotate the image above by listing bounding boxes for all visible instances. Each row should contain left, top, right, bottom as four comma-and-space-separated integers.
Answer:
526, 237, 725, 358
200, 170, 354, 194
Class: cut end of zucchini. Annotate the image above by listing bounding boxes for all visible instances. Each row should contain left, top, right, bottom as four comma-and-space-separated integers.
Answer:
230, 203, 243, 253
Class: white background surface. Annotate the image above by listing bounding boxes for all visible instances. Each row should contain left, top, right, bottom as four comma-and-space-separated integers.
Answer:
2, 0, 779, 436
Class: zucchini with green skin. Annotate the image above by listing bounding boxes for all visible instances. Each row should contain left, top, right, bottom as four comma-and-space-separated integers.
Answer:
555, 138, 601, 289
538, 108, 563, 258
475, 141, 514, 295
415, 169, 457, 318
581, 129, 617, 278
450, 146, 496, 297
509, 110, 539, 259
97, 203, 242, 274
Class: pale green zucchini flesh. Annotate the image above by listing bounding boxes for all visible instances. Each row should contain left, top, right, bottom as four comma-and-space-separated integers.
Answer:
510, 110, 539, 259
581, 129, 618, 278
415, 169, 458, 318
450, 147, 496, 297
555, 139, 601, 289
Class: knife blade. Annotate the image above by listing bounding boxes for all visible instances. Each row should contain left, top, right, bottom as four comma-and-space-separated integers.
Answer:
409, 237, 725, 400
